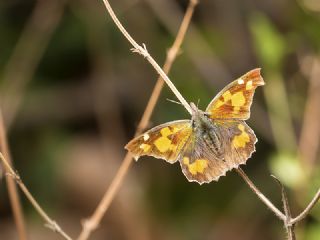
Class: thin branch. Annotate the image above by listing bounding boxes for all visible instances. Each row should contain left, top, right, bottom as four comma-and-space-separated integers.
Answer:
236, 167, 286, 221
298, 56, 320, 170
77, 1, 198, 239
0, 109, 27, 240
290, 188, 320, 225
0, 152, 73, 240
0, 2, 64, 238
101, 0, 192, 114
272, 175, 295, 240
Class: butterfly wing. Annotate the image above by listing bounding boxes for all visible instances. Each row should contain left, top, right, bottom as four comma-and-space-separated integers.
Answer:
206, 68, 264, 120
219, 120, 257, 168
125, 120, 192, 163
179, 120, 256, 184
179, 133, 229, 184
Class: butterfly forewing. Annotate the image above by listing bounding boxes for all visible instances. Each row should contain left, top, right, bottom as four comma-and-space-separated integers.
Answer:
206, 68, 264, 120
125, 120, 192, 163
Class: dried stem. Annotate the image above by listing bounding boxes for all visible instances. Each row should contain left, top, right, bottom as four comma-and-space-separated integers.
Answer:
272, 175, 295, 240
0, 110, 27, 240
236, 167, 286, 221
290, 188, 320, 225
0, 2, 64, 238
101, 0, 192, 114
77, 1, 198, 239
238, 168, 320, 239
0, 152, 72, 240
298, 57, 320, 170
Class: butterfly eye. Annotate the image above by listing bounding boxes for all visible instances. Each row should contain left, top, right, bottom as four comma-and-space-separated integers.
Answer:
191, 120, 197, 129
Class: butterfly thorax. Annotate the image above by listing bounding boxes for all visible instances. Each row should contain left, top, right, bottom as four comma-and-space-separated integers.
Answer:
190, 103, 225, 160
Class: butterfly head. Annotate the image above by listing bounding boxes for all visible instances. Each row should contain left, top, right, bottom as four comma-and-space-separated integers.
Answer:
190, 102, 201, 115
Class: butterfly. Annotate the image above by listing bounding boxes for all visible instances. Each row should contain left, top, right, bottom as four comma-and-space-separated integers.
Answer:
125, 69, 265, 184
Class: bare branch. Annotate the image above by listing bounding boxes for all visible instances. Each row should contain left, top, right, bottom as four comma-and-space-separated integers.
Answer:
271, 175, 295, 240
0, 153, 73, 240
290, 188, 320, 225
0, 109, 27, 240
77, 1, 198, 239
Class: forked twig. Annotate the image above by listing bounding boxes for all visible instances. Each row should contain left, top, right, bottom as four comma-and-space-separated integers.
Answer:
238, 168, 320, 239
0, 153, 72, 240
290, 188, 320, 225
77, 1, 198, 240
236, 168, 286, 220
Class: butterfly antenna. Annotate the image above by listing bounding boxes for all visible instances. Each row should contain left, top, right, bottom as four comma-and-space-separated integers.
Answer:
166, 98, 183, 106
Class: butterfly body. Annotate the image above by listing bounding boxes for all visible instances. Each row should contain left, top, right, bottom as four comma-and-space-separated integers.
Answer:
190, 103, 225, 160
126, 69, 265, 184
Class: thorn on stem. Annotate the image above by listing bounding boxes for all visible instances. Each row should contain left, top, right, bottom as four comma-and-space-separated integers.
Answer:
131, 43, 149, 58
45, 221, 61, 233
271, 175, 292, 223
81, 218, 98, 231
191, 0, 199, 6
6, 171, 22, 183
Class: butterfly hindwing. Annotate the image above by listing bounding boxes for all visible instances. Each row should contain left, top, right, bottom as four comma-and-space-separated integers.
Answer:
179, 120, 256, 184
218, 120, 257, 167
206, 68, 264, 120
179, 133, 229, 184
125, 120, 192, 163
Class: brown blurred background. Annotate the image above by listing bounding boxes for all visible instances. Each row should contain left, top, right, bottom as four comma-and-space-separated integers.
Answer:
0, 0, 320, 239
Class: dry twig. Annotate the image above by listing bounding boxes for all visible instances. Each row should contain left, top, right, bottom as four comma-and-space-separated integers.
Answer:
272, 175, 295, 240
100, 0, 193, 114
0, 152, 72, 240
290, 188, 320, 225
77, 1, 198, 239
0, 1, 64, 238
0, 110, 27, 240
298, 57, 320, 171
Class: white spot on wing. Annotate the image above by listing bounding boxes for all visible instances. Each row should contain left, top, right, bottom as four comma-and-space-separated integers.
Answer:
143, 133, 150, 141
246, 80, 253, 90
238, 78, 244, 84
